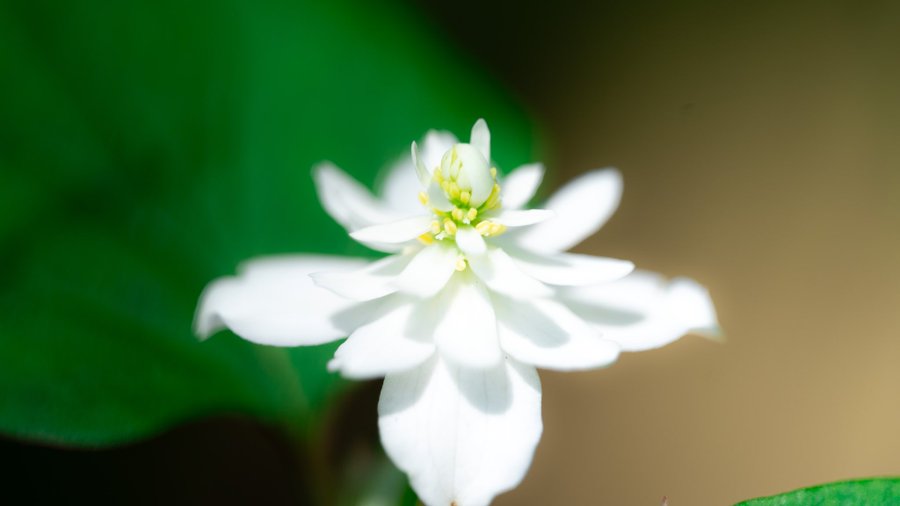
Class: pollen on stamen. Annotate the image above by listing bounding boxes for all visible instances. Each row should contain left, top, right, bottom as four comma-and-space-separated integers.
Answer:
443, 219, 458, 235
466, 208, 478, 221
448, 183, 461, 200
459, 190, 471, 205
430, 220, 441, 235
417, 233, 435, 245
451, 207, 464, 222
454, 257, 467, 271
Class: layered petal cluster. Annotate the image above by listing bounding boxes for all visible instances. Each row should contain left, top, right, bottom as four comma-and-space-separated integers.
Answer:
195, 120, 720, 506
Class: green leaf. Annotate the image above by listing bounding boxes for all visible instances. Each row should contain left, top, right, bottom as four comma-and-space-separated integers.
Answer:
0, 0, 534, 446
736, 478, 900, 505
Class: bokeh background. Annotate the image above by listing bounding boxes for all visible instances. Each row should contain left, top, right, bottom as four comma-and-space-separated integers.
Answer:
3, 1, 900, 505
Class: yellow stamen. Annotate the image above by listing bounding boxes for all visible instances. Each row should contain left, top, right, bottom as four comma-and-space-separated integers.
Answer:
490, 167, 498, 179
443, 219, 457, 235
448, 183, 461, 200
455, 257, 467, 271
451, 207, 464, 222
466, 208, 478, 221
430, 220, 441, 235
489, 223, 507, 236
483, 183, 501, 209
418, 192, 429, 205
475, 221, 492, 235
459, 190, 471, 205
417, 233, 435, 245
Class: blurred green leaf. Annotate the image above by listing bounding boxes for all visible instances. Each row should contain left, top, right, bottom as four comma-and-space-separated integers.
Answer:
0, 0, 534, 446
735, 478, 900, 505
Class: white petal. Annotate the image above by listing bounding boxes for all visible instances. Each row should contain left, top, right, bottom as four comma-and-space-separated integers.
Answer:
514, 168, 623, 253
380, 131, 457, 215
394, 244, 459, 297
495, 296, 620, 371
422, 130, 458, 169
349, 215, 432, 244
455, 226, 487, 256
467, 248, 552, 298
427, 181, 455, 212
470, 118, 491, 163
194, 256, 363, 346
500, 163, 544, 209
489, 209, 555, 227
379, 357, 542, 506
434, 274, 502, 368
561, 270, 721, 351
668, 277, 722, 338
312, 162, 407, 231
379, 158, 423, 215
454, 143, 494, 207
511, 250, 634, 286
310, 254, 411, 301
411, 141, 431, 186
328, 297, 435, 379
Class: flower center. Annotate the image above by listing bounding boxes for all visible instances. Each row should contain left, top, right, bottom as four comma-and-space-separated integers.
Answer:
416, 144, 506, 260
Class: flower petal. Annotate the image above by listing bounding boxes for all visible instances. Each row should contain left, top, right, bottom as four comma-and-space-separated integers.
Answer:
500, 163, 544, 209
393, 244, 459, 297
514, 168, 623, 253
422, 130, 458, 169
434, 274, 502, 368
328, 297, 435, 379
194, 256, 363, 346
426, 181, 455, 212
454, 143, 495, 207
378, 357, 542, 506
380, 131, 457, 215
470, 118, 491, 163
495, 296, 620, 371
349, 215, 433, 244
455, 225, 487, 256
310, 254, 411, 301
411, 141, 432, 186
312, 162, 407, 230
489, 209, 555, 227
561, 270, 721, 351
467, 248, 552, 298
511, 250, 634, 286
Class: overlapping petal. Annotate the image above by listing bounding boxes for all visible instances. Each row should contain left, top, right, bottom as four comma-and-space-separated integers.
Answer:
379, 357, 542, 506
561, 270, 721, 352
488, 209, 555, 227
194, 256, 363, 346
434, 274, 503, 368
513, 168, 623, 253
328, 297, 435, 379
495, 296, 621, 371
467, 248, 551, 298
310, 254, 411, 301
349, 215, 433, 244
313, 162, 408, 230
394, 244, 459, 297
470, 118, 491, 163
510, 249, 634, 286
500, 163, 544, 209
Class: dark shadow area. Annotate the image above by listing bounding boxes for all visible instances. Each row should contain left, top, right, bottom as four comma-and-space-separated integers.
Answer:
1, 416, 312, 505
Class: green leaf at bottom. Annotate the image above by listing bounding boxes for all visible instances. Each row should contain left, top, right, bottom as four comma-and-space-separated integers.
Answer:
736, 478, 900, 506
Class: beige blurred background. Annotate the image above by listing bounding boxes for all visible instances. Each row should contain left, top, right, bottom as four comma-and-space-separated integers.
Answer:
419, 1, 900, 504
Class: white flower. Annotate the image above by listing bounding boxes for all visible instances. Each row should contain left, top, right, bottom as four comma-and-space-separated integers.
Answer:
194, 119, 721, 506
